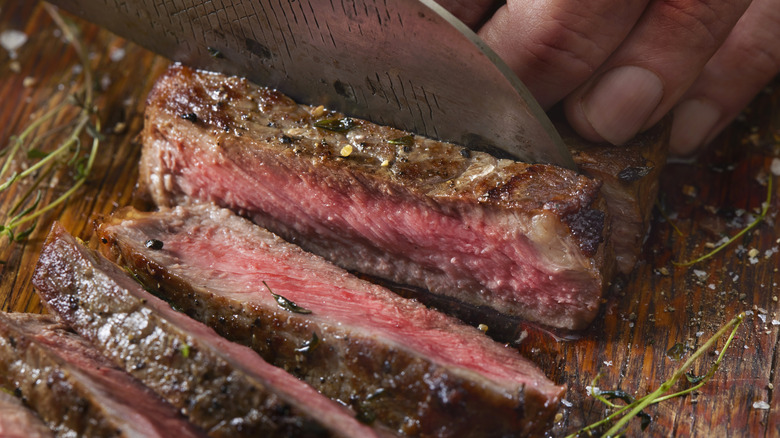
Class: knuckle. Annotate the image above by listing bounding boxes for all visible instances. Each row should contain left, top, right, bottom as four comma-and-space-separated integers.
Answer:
656, 0, 749, 47
526, 19, 611, 77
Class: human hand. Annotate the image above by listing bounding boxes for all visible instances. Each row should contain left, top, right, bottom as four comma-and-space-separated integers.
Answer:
438, 0, 780, 155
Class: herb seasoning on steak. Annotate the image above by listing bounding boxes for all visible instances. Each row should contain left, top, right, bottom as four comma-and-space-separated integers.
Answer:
32, 223, 383, 438
0, 312, 206, 438
140, 65, 613, 330
97, 203, 565, 437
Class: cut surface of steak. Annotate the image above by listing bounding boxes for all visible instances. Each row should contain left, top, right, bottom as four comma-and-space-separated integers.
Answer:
0, 391, 53, 438
141, 65, 612, 330
32, 224, 381, 438
0, 312, 205, 438
97, 204, 565, 437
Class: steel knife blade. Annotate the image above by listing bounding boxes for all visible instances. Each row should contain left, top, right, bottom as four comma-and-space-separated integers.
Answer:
48, 0, 575, 168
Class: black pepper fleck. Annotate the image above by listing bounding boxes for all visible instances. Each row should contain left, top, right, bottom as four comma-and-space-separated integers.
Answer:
181, 113, 198, 123
145, 239, 164, 250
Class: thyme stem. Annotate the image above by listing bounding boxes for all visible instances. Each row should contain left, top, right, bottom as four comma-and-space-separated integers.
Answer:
567, 313, 744, 438
0, 5, 101, 242
674, 176, 772, 266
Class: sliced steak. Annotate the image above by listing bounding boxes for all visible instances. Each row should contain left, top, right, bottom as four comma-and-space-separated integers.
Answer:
96, 204, 565, 437
0, 391, 52, 438
32, 223, 383, 438
0, 312, 205, 438
562, 119, 670, 273
140, 65, 612, 330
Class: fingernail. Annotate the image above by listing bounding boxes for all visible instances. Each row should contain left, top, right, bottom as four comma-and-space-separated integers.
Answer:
669, 99, 721, 155
580, 66, 664, 145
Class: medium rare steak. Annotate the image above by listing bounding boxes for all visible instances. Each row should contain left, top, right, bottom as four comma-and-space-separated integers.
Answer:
0, 312, 206, 438
32, 223, 383, 438
0, 391, 52, 438
96, 203, 565, 437
141, 65, 612, 330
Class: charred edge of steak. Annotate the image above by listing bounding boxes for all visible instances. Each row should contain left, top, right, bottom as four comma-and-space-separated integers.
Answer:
0, 386, 53, 438
96, 206, 565, 438
31, 223, 376, 438
0, 312, 205, 438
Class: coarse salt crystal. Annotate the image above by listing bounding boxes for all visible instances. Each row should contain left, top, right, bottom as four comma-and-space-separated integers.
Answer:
693, 269, 708, 279
109, 47, 126, 62
773, 320, 780, 326
0, 29, 27, 58
772, 158, 780, 176
603, 361, 613, 367
561, 399, 573, 408
753, 401, 770, 410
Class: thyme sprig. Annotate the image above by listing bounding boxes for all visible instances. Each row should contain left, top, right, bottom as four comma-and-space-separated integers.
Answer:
0, 4, 101, 242
567, 312, 744, 437
674, 176, 772, 266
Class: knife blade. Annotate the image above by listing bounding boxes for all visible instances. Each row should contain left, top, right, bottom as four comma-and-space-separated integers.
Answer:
48, 0, 576, 168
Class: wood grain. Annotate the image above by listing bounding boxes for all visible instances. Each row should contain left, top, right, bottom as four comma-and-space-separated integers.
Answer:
2, 2, 779, 436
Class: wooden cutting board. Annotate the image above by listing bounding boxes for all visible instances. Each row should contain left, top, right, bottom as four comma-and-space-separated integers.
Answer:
2, 3, 779, 436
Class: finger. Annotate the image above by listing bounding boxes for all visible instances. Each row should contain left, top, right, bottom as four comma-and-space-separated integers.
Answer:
433, 0, 499, 29
564, 0, 752, 145
669, 0, 780, 155
477, 0, 649, 108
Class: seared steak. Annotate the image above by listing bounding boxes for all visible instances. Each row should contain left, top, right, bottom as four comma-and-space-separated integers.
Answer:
0, 312, 205, 438
96, 204, 565, 437
32, 223, 383, 438
140, 65, 612, 330
0, 391, 52, 438
562, 120, 670, 273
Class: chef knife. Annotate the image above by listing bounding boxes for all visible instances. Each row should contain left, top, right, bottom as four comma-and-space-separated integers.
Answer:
47, 0, 576, 168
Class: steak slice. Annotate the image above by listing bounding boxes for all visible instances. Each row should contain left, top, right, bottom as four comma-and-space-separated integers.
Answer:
96, 203, 566, 437
562, 119, 670, 273
0, 391, 52, 438
0, 312, 205, 438
32, 223, 383, 438
140, 65, 612, 330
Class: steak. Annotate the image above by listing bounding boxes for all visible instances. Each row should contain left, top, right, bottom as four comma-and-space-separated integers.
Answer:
96, 203, 565, 437
0, 391, 52, 438
32, 223, 384, 438
140, 65, 612, 330
561, 119, 670, 273
0, 312, 206, 438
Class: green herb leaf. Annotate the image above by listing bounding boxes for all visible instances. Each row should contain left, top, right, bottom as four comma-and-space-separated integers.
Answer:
294, 332, 320, 353
666, 342, 685, 361
13, 222, 36, 242
86, 123, 105, 141
388, 135, 413, 145
684, 371, 706, 384
264, 281, 312, 314
27, 148, 49, 159
314, 117, 355, 133
180, 342, 191, 358
207, 47, 224, 58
